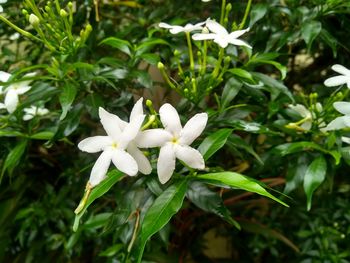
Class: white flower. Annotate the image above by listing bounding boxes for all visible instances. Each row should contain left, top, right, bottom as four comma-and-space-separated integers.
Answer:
159, 21, 205, 34
324, 64, 350, 88
202, 0, 211, 2
78, 98, 151, 187
0, 71, 35, 113
0, 0, 7, 13
9, 33, 20, 41
325, 101, 350, 131
192, 19, 251, 49
136, 103, 208, 184
23, 105, 49, 121
288, 103, 324, 131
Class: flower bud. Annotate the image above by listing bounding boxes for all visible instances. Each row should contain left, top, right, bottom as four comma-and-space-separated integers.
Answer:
60, 9, 68, 17
29, 14, 40, 26
157, 62, 164, 70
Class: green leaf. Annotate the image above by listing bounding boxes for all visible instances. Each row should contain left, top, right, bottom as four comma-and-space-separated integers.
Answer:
196, 172, 288, 207
135, 179, 188, 262
273, 141, 340, 164
73, 170, 124, 232
187, 181, 240, 229
30, 131, 54, 140
1, 140, 27, 181
135, 38, 170, 56
100, 37, 132, 56
227, 68, 254, 82
301, 20, 322, 51
249, 3, 268, 27
221, 78, 242, 110
198, 129, 232, 161
303, 155, 327, 211
59, 84, 77, 120
138, 53, 160, 65
0, 130, 24, 137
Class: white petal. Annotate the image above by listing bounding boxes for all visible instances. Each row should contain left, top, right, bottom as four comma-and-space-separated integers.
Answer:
135, 129, 172, 148
228, 38, 252, 49
23, 114, 33, 121
214, 36, 229, 48
159, 22, 174, 29
127, 142, 152, 175
5, 89, 19, 113
175, 145, 205, 169
89, 150, 113, 187
111, 149, 138, 176
325, 116, 350, 130
99, 107, 122, 141
229, 28, 250, 39
159, 103, 182, 135
157, 143, 176, 184
118, 114, 145, 149
0, 71, 11, 82
341, 137, 350, 144
192, 33, 216, 41
180, 113, 208, 145
130, 97, 144, 121
324, 76, 349, 87
331, 64, 350, 76
300, 120, 312, 131
78, 136, 112, 153
0, 103, 5, 109
288, 104, 311, 118
0, 6, 3, 12
169, 26, 186, 34
333, 101, 350, 115
206, 19, 228, 35
14, 85, 31, 94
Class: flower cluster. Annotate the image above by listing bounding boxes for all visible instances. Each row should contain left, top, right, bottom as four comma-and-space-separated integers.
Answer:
78, 98, 208, 187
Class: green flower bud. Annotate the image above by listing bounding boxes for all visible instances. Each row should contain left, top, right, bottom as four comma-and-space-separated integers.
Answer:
60, 9, 68, 17
157, 62, 164, 70
29, 14, 40, 26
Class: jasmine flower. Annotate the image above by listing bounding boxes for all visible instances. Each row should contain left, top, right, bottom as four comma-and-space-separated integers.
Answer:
23, 105, 49, 121
159, 21, 205, 34
324, 64, 350, 88
324, 101, 350, 131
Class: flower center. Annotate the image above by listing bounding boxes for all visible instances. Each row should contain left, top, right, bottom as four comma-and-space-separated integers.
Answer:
111, 142, 118, 149
171, 137, 179, 144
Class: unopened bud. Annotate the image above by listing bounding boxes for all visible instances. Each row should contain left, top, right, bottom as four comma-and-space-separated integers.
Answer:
29, 14, 40, 26
146, 100, 153, 108
157, 62, 164, 70
226, 3, 232, 12
60, 9, 68, 17
22, 9, 28, 16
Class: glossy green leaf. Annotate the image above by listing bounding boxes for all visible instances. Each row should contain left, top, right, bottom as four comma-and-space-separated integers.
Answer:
100, 37, 132, 56
303, 155, 327, 211
187, 181, 240, 229
135, 179, 188, 262
0, 130, 24, 137
73, 170, 124, 232
221, 77, 242, 110
227, 68, 254, 82
1, 140, 27, 181
301, 20, 322, 51
249, 3, 268, 27
59, 84, 77, 120
196, 172, 288, 207
198, 129, 232, 161
30, 131, 54, 140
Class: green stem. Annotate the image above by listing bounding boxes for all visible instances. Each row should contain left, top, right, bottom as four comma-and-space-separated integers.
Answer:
201, 40, 208, 75
0, 15, 42, 42
158, 63, 177, 90
212, 48, 224, 78
239, 0, 253, 29
186, 32, 194, 71
220, 0, 227, 25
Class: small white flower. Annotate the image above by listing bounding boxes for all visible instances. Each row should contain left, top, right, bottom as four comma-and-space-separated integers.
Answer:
0, 71, 35, 113
136, 103, 208, 184
192, 19, 251, 49
78, 98, 150, 187
288, 104, 313, 130
0, 0, 7, 13
9, 32, 20, 41
324, 64, 350, 88
29, 14, 40, 26
23, 105, 49, 121
324, 101, 350, 131
159, 21, 205, 34
202, 0, 211, 2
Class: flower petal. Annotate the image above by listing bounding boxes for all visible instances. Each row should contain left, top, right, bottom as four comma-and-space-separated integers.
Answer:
127, 142, 152, 175
206, 19, 228, 35
118, 114, 145, 149
99, 107, 122, 141
324, 76, 349, 87
331, 64, 350, 76
288, 104, 311, 118
111, 149, 138, 176
78, 136, 112, 153
89, 150, 113, 187
5, 89, 19, 113
0, 103, 5, 109
135, 129, 172, 148
214, 36, 229, 48
229, 28, 250, 39
192, 33, 216, 41
157, 143, 176, 184
23, 114, 34, 121
14, 85, 31, 94
130, 97, 144, 121
333, 101, 350, 115
175, 145, 205, 169
325, 116, 350, 131
159, 103, 182, 135
228, 38, 252, 49
180, 112, 208, 145
0, 71, 11, 82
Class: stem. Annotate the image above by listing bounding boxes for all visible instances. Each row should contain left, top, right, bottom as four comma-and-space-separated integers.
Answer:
0, 15, 41, 42
212, 48, 224, 78
127, 209, 140, 253
220, 0, 227, 25
201, 40, 208, 75
74, 182, 93, 214
185, 32, 194, 71
239, 0, 253, 30
158, 63, 177, 90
